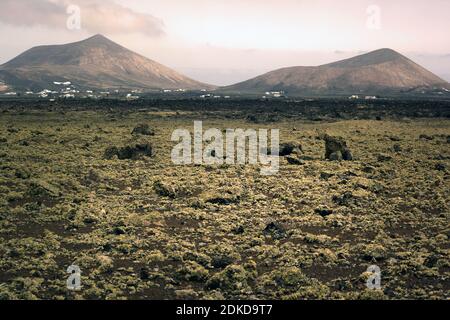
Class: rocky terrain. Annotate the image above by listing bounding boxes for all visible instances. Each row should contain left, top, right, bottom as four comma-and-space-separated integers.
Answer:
0, 99, 449, 300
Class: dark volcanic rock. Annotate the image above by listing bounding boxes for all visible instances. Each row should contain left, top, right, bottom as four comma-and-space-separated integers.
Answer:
329, 151, 343, 161
419, 134, 433, 141
104, 146, 119, 159
286, 156, 305, 165
332, 192, 354, 206
377, 153, 392, 162
320, 172, 335, 180
139, 267, 150, 280
323, 134, 353, 161
206, 195, 240, 205
104, 143, 153, 160
263, 222, 287, 239
279, 141, 303, 156
131, 124, 155, 136
393, 144, 402, 152
315, 207, 333, 217
153, 180, 177, 198
233, 225, 245, 235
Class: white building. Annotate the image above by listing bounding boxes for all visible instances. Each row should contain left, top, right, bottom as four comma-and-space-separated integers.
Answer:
126, 93, 139, 100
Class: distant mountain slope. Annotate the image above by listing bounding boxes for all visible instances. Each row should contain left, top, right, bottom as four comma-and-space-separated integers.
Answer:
223, 49, 449, 95
0, 34, 212, 91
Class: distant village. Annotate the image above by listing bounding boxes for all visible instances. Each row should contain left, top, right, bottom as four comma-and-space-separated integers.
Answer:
0, 81, 203, 100
0, 80, 290, 100
2, 80, 448, 100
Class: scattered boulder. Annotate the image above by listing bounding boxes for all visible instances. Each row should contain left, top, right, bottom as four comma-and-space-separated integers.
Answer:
279, 141, 303, 156
323, 134, 353, 161
362, 165, 376, 174
7, 127, 19, 133
104, 146, 119, 159
19, 140, 29, 146
320, 172, 335, 180
419, 134, 433, 141
112, 226, 126, 235
139, 267, 150, 280
389, 136, 401, 142
153, 180, 177, 198
206, 195, 240, 205
263, 222, 287, 239
362, 244, 386, 261
83, 216, 97, 224
206, 265, 249, 291
435, 163, 446, 171
286, 156, 305, 165
0, 137, 7, 143
332, 192, 354, 206
393, 144, 402, 152
315, 207, 333, 217
329, 151, 343, 161
377, 153, 392, 162
104, 143, 153, 160
27, 181, 60, 198
424, 254, 439, 268
131, 124, 155, 136
15, 168, 31, 179
232, 225, 245, 235
210, 247, 240, 269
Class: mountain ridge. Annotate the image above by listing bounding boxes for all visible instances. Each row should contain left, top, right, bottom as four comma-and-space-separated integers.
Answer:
222, 48, 449, 95
0, 34, 213, 91
1, 37, 448, 96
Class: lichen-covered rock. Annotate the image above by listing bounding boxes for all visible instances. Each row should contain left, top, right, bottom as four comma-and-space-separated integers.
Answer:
329, 151, 343, 161
131, 124, 155, 136
272, 267, 310, 288
153, 180, 177, 198
393, 144, 402, 152
323, 134, 353, 161
263, 222, 287, 239
206, 264, 249, 291
177, 261, 209, 282
286, 156, 305, 165
377, 153, 392, 162
315, 207, 333, 217
279, 141, 303, 156
104, 143, 153, 160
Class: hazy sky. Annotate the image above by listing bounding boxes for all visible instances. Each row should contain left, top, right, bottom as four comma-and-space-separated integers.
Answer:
0, 0, 449, 85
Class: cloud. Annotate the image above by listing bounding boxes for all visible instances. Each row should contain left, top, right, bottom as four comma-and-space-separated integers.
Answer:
0, 0, 164, 37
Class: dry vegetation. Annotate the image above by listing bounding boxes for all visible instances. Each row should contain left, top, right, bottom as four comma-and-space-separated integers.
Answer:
0, 99, 449, 300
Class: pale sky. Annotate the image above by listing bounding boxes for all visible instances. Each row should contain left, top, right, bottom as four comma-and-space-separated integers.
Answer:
0, 0, 449, 85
